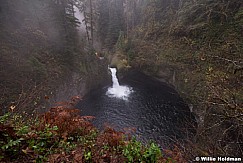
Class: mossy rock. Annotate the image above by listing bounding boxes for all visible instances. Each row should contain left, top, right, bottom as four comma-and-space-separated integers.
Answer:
110, 52, 131, 70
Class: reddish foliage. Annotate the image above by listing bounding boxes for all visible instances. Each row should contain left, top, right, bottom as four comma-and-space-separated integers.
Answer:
1, 98, 184, 163
54, 96, 81, 107
90, 126, 127, 162
163, 145, 186, 163
122, 127, 136, 140
39, 103, 95, 138
0, 124, 17, 139
97, 127, 125, 147
48, 125, 128, 163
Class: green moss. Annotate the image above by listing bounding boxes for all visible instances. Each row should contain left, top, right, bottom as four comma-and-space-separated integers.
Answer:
110, 52, 130, 70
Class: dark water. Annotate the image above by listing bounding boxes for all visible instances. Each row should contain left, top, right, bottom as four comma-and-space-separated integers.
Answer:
77, 71, 196, 148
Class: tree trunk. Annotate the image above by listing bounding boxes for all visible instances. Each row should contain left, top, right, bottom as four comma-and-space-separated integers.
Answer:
90, 0, 93, 45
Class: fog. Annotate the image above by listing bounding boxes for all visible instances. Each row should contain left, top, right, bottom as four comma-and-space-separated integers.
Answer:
74, 6, 86, 33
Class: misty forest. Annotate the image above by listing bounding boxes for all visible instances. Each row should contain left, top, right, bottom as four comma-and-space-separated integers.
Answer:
0, 0, 242, 162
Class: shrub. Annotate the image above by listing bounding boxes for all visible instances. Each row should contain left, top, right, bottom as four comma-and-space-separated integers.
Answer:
0, 99, 182, 162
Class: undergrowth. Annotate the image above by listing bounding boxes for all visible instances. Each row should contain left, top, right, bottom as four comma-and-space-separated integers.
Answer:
0, 98, 184, 163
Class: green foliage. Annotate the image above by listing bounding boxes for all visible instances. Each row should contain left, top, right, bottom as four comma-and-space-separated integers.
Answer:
122, 138, 162, 163
123, 138, 142, 162
115, 31, 126, 50
143, 142, 162, 162
1, 138, 24, 151
115, 32, 136, 64
0, 113, 10, 124
28, 125, 58, 147
0, 107, 175, 162
0, 119, 59, 161
58, 139, 77, 152
96, 0, 125, 49
84, 150, 92, 161
16, 125, 30, 135
28, 57, 47, 77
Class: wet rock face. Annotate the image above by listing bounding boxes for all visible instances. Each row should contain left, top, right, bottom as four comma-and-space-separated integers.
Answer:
42, 59, 110, 112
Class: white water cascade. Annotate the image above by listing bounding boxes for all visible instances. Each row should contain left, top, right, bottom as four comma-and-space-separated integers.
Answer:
106, 68, 133, 100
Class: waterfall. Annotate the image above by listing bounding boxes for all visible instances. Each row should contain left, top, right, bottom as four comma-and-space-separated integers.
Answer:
106, 68, 133, 100
110, 68, 120, 87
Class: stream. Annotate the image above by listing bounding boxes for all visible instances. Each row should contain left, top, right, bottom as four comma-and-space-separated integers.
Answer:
77, 68, 196, 148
